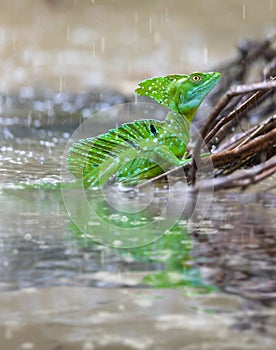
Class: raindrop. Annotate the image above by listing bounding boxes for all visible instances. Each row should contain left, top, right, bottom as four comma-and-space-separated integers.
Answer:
82, 108, 92, 118
87, 221, 100, 226
3, 128, 14, 140
113, 240, 122, 247
153, 216, 166, 221
101, 37, 105, 53
211, 145, 217, 153
59, 76, 63, 92
21, 342, 34, 349
62, 132, 70, 139
61, 102, 72, 112
121, 216, 128, 222
92, 43, 96, 57
242, 3, 246, 20
109, 214, 121, 221
82, 342, 94, 350
24, 233, 32, 240
149, 17, 153, 34
130, 220, 143, 226
19, 86, 34, 99
33, 120, 41, 128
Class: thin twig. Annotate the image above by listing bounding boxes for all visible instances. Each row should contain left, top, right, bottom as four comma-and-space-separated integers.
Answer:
209, 128, 276, 168
211, 91, 275, 148
233, 115, 276, 149
191, 80, 276, 184
196, 157, 276, 191
205, 90, 267, 145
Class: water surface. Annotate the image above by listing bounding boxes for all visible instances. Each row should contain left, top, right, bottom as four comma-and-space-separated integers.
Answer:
0, 1, 276, 349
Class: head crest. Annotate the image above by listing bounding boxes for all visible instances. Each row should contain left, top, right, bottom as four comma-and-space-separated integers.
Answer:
135, 74, 187, 110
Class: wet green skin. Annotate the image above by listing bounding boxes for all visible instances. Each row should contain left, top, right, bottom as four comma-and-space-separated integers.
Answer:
67, 72, 220, 187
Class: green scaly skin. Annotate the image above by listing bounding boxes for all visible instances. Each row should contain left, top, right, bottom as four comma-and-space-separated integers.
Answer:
67, 72, 220, 187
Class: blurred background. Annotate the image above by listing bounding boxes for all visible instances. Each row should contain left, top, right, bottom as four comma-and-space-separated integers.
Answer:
0, 0, 275, 94
0, 2, 276, 349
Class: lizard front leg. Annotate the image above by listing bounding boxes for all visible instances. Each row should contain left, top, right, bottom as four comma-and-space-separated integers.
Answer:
154, 145, 189, 166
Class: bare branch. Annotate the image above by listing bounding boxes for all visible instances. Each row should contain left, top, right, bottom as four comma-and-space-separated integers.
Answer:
196, 157, 276, 191
191, 80, 276, 184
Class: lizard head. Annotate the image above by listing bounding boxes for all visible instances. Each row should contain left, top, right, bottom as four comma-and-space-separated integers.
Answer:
136, 71, 220, 121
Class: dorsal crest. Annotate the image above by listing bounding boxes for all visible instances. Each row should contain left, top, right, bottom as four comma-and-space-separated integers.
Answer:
135, 74, 187, 110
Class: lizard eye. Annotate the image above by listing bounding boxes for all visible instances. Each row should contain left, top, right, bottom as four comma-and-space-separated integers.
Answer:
191, 75, 201, 82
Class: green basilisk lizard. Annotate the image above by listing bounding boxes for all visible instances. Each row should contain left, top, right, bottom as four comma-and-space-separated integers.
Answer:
67, 71, 220, 187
